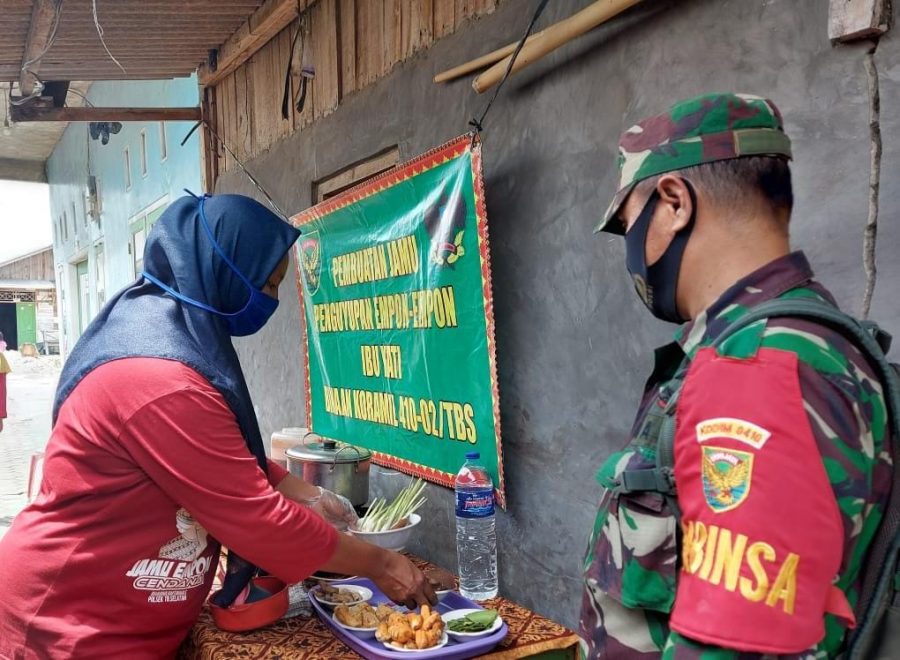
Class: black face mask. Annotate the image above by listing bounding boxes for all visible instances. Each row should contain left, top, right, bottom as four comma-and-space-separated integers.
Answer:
624, 182, 697, 324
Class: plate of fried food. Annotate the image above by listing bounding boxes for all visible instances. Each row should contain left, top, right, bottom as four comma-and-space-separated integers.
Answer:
311, 583, 373, 610
333, 602, 398, 639
376, 604, 448, 653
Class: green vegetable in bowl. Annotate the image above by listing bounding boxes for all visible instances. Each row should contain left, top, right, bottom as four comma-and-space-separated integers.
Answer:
357, 479, 427, 533
447, 609, 499, 633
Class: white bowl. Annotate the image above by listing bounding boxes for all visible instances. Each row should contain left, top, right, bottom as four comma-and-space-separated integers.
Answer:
331, 611, 378, 639
311, 584, 373, 610
311, 571, 358, 583
441, 608, 503, 641
383, 631, 448, 653
349, 513, 421, 552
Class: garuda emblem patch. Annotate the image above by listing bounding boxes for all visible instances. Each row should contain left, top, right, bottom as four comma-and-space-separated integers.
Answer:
300, 232, 321, 295
701, 446, 753, 513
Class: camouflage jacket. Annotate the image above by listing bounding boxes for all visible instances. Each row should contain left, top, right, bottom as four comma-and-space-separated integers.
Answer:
580, 252, 893, 659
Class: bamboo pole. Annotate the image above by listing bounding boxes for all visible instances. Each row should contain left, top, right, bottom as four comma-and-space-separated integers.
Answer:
434, 40, 523, 83
472, 0, 644, 94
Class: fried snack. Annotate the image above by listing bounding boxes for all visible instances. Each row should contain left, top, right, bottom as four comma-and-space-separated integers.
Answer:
334, 604, 358, 628
388, 622, 414, 644
377, 605, 445, 649
423, 612, 441, 630
376, 604, 396, 621
318, 583, 362, 604
336, 602, 393, 629
387, 612, 408, 628
360, 608, 379, 628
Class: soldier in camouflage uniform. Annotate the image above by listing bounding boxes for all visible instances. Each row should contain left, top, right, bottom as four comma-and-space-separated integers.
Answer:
581, 93, 892, 658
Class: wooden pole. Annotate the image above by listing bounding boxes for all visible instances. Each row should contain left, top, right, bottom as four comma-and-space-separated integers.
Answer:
433, 42, 519, 83
472, 0, 644, 94
198, 0, 311, 87
9, 102, 201, 123
19, 0, 59, 96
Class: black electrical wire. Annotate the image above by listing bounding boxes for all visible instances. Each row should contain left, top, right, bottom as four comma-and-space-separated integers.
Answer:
469, 0, 552, 135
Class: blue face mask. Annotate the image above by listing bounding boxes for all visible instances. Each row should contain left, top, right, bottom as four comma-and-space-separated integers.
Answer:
143, 198, 281, 337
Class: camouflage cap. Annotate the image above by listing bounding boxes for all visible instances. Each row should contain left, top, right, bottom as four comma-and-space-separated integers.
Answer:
596, 93, 792, 234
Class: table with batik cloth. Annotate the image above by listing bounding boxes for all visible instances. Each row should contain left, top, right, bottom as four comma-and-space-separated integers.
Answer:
179, 556, 581, 660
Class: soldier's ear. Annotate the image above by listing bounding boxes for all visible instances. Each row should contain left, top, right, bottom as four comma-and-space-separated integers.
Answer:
656, 175, 693, 233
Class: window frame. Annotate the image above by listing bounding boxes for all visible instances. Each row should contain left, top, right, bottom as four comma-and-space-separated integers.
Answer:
124, 146, 132, 191
312, 146, 401, 203
139, 129, 149, 178
159, 121, 168, 162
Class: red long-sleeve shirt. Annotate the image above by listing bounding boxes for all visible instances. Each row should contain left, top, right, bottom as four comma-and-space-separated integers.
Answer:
0, 357, 338, 658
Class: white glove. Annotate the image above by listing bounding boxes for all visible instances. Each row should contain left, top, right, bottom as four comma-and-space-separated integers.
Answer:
303, 487, 358, 532
174, 508, 209, 559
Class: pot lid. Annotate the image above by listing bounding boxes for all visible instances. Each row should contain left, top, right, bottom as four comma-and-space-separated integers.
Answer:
286, 437, 372, 463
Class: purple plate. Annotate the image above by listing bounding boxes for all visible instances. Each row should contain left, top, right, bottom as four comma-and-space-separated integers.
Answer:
310, 578, 508, 660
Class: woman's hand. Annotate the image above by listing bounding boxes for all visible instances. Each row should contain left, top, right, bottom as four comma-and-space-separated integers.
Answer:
319, 534, 436, 609
274, 473, 358, 531
369, 551, 436, 610
306, 487, 358, 532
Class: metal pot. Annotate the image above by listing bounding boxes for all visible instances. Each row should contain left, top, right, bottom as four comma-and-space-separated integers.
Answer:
286, 435, 371, 508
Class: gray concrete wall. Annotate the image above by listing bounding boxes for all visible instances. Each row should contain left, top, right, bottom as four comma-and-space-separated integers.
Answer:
218, 0, 900, 628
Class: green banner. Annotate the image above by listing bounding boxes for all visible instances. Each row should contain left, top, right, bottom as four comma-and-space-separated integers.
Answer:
293, 136, 505, 505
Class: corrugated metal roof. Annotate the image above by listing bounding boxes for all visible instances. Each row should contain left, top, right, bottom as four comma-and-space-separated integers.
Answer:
1, 0, 266, 82
0, 279, 56, 290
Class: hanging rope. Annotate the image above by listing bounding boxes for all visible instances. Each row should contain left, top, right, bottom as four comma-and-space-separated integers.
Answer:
469, 0, 552, 136
181, 120, 291, 223
92, 0, 127, 74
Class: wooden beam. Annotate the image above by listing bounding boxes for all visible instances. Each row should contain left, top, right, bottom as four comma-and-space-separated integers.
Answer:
9, 100, 201, 122
0, 158, 47, 183
828, 0, 890, 42
20, 0, 59, 95
199, 0, 314, 88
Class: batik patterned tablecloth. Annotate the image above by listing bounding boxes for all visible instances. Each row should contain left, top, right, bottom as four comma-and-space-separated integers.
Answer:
179, 557, 580, 660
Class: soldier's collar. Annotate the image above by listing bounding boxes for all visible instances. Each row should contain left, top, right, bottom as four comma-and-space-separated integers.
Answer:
675, 251, 815, 355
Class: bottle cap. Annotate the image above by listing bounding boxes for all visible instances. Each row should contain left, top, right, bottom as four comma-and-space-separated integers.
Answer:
465, 452, 480, 460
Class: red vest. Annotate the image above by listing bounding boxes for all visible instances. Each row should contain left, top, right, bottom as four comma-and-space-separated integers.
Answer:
670, 347, 853, 653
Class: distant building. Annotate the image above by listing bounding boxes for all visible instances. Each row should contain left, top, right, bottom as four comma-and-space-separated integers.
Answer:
0, 246, 58, 353
47, 76, 202, 357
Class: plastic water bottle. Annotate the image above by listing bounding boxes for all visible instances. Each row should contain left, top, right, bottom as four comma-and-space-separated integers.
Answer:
455, 452, 498, 601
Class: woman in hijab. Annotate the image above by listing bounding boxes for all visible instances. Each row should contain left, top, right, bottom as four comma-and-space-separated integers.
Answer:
0, 194, 433, 657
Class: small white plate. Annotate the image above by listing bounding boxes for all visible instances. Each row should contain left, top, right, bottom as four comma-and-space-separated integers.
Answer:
331, 611, 378, 639
383, 631, 449, 653
441, 608, 503, 641
311, 572, 358, 583
310, 585, 373, 610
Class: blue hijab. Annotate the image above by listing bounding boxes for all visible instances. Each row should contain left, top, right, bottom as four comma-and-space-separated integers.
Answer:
53, 193, 300, 606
